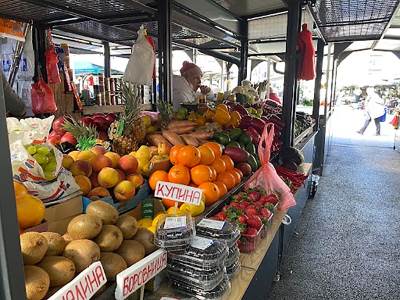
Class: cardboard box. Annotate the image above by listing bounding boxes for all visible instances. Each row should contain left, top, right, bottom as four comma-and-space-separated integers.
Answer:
45, 195, 83, 222
48, 215, 76, 235
24, 221, 48, 233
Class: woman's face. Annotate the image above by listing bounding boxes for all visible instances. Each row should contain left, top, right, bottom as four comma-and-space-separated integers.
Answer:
184, 68, 202, 91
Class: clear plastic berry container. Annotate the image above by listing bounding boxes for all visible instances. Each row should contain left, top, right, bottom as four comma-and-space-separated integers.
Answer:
226, 260, 241, 280
168, 236, 228, 270
171, 275, 231, 300
237, 224, 264, 253
154, 214, 195, 252
196, 218, 240, 248
225, 245, 240, 267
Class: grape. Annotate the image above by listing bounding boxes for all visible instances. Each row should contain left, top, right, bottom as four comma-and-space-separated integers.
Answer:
36, 146, 50, 156
33, 153, 49, 165
44, 161, 57, 172
44, 171, 56, 181
26, 145, 37, 155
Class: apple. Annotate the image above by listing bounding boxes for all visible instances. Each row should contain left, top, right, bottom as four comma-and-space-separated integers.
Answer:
61, 132, 77, 145
52, 117, 66, 135
47, 131, 62, 145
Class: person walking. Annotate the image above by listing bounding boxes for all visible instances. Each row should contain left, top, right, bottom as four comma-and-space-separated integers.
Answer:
357, 87, 385, 136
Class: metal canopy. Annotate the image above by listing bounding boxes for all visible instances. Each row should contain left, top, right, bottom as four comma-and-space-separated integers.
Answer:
211, 0, 286, 18
309, 0, 400, 42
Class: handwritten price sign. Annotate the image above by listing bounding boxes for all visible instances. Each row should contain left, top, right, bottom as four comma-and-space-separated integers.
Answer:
115, 249, 168, 300
154, 181, 202, 205
48, 261, 107, 300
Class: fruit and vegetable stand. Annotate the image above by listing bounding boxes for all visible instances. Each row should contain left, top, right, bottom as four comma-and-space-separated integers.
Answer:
0, 1, 335, 300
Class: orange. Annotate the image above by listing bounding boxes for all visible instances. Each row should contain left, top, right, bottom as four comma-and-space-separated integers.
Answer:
163, 198, 181, 208
209, 166, 217, 181
169, 145, 184, 165
16, 194, 45, 229
226, 169, 240, 185
190, 165, 212, 186
199, 182, 220, 206
211, 158, 226, 174
13, 181, 27, 199
216, 104, 229, 112
233, 167, 244, 179
214, 181, 228, 197
178, 145, 201, 167
221, 155, 234, 170
217, 172, 236, 190
198, 145, 215, 165
149, 170, 168, 190
168, 165, 190, 185
203, 142, 223, 159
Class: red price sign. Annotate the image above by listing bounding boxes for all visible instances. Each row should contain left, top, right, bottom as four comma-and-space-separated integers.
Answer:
48, 262, 107, 300
115, 249, 168, 300
154, 181, 202, 205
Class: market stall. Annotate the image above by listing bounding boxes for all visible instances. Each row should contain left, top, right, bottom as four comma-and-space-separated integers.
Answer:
4, 0, 395, 299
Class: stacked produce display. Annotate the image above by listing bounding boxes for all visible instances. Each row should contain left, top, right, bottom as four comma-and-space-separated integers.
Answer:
5, 77, 316, 300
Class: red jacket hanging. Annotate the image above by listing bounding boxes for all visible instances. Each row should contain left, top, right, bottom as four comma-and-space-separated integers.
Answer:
297, 24, 315, 81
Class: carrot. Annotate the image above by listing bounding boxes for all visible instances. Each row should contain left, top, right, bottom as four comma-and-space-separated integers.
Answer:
161, 130, 185, 145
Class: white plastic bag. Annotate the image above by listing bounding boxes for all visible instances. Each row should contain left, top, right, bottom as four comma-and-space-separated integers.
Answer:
124, 25, 155, 86
7, 117, 80, 202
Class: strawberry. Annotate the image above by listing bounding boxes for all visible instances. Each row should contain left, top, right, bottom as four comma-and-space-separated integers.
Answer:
238, 215, 248, 224
214, 212, 226, 221
230, 202, 240, 209
243, 227, 258, 236
222, 205, 229, 212
240, 201, 250, 208
247, 216, 262, 230
260, 208, 272, 219
248, 191, 261, 202
245, 207, 258, 216
265, 194, 279, 204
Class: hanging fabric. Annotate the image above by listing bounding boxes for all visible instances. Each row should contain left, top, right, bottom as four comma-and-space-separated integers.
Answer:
297, 24, 316, 81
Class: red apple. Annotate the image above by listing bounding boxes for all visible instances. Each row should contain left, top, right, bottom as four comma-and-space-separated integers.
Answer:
47, 131, 61, 145
52, 117, 66, 135
61, 132, 77, 145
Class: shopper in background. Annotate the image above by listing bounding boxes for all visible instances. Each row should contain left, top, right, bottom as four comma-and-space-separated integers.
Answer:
357, 87, 385, 136
172, 61, 210, 111
1, 70, 26, 117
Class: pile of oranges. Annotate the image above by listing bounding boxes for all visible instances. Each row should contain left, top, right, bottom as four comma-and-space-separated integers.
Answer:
149, 142, 244, 208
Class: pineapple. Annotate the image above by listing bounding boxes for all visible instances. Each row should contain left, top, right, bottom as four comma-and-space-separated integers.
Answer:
63, 116, 98, 150
158, 100, 173, 129
110, 81, 145, 154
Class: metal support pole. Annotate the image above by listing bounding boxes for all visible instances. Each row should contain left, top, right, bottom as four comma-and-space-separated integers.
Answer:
103, 41, 111, 78
0, 74, 26, 300
238, 20, 248, 84
313, 39, 325, 130
158, 0, 172, 103
32, 25, 47, 82
282, 0, 301, 148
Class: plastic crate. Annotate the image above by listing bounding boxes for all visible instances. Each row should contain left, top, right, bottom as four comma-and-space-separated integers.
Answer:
238, 224, 264, 253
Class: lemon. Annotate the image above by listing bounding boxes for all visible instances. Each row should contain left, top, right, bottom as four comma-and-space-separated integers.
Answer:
137, 218, 153, 228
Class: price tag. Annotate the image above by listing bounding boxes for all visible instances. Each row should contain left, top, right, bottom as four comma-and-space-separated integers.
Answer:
197, 218, 225, 230
48, 262, 107, 300
154, 181, 202, 205
115, 249, 168, 300
164, 216, 187, 229
190, 236, 213, 250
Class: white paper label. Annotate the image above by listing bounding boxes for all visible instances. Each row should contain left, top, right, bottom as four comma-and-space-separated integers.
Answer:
48, 262, 107, 300
154, 181, 202, 205
190, 236, 214, 250
115, 249, 168, 300
197, 218, 225, 230
164, 216, 187, 229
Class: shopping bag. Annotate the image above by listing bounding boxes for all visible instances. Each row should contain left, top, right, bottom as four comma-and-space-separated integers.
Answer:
7, 117, 79, 202
297, 24, 315, 81
378, 109, 387, 122
45, 30, 61, 84
124, 25, 155, 86
245, 123, 296, 211
390, 114, 399, 129
31, 79, 57, 114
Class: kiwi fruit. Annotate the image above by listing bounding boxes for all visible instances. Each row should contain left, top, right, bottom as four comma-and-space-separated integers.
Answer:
38, 256, 75, 287
20, 232, 48, 265
67, 214, 102, 240
100, 252, 127, 281
24, 265, 50, 300
62, 233, 73, 245
63, 239, 100, 273
133, 228, 157, 255
86, 201, 118, 225
116, 215, 138, 239
95, 225, 123, 252
116, 240, 145, 266
41, 232, 65, 256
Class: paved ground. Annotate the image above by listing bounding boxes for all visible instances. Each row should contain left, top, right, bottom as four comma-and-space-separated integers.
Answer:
269, 105, 400, 300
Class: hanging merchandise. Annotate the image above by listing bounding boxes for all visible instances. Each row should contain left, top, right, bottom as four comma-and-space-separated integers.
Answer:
297, 24, 315, 81
44, 30, 61, 84
245, 123, 296, 211
31, 78, 57, 114
390, 112, 399, 129
124, 25, 155, 86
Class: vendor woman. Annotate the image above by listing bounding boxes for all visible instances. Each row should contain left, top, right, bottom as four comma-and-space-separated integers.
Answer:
172, 61, 210, 110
